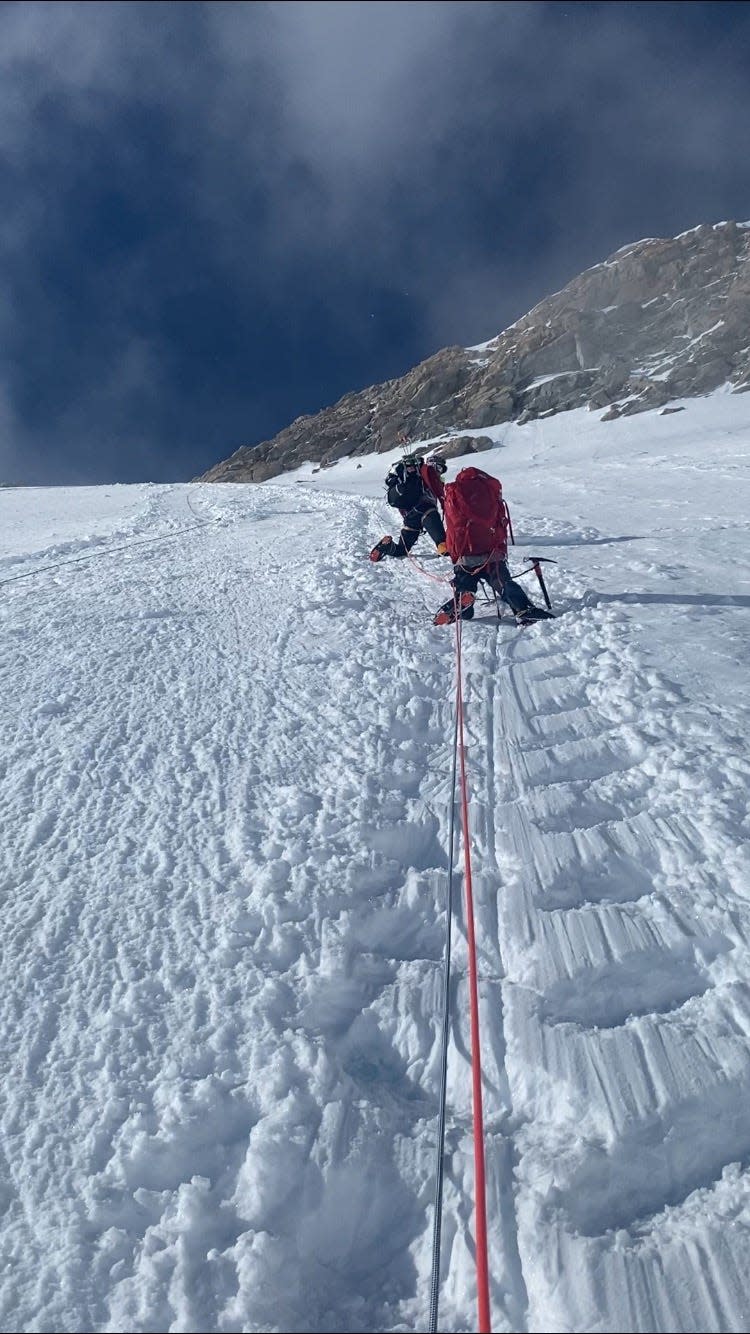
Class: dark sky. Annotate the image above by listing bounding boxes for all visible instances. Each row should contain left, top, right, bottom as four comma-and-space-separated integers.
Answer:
2, 0, 750, 485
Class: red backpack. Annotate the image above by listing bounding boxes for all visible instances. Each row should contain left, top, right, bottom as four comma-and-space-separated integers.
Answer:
442, 467, 510, 559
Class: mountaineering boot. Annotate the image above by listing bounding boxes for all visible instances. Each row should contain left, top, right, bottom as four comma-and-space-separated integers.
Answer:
369, 535, 395, 562
516, 604, 556, 627
433, 592, 475, 626
436, 541, 450, 557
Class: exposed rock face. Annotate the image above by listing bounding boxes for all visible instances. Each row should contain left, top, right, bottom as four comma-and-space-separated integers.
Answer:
200, 221, 750, 482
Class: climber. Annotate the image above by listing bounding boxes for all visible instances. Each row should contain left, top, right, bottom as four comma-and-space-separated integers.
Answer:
369, 453, 449, 562
432, 466, 555, 627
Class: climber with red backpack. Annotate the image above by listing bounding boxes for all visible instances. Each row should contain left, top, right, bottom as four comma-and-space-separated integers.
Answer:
369, 452, 450, 562
432, 466, 555, 627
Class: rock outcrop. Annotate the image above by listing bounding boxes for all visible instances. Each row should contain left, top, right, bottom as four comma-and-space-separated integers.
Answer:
199, 221, 750, 482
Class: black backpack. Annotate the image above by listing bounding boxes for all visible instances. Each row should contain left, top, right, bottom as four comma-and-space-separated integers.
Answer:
385, 455, 425, 510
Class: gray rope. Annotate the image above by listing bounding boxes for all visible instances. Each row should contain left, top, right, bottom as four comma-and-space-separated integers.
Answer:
0, 517, 216, 589
428, 689, 461, 1333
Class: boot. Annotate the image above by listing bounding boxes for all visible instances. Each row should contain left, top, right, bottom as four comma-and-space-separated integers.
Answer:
433, 592, 475, 625
369, 535, 394, 562
516, 604, 555, 626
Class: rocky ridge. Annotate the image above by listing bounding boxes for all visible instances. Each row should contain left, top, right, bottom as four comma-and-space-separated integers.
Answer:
200, 221, 750, 482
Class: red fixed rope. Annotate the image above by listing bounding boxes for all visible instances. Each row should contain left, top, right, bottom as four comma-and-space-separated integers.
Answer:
384, 529, 493, 1329
453, 610, 492, 1334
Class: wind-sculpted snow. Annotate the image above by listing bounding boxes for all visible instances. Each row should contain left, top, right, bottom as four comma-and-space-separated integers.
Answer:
1, 389, 750, 1332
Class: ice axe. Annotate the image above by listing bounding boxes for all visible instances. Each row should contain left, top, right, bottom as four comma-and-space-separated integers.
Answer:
520, 556, 556, 609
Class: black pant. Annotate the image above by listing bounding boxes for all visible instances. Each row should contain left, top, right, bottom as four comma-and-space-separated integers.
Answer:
389, 498, 446, 557
453, 558, 533, 614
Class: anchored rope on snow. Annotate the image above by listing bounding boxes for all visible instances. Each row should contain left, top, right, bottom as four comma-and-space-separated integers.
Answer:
452, 608, 492, 1334
377, 505, 497, 1330
428, 676, 460, 1334
401, 552, 491, 1333
0, 508, 218, 590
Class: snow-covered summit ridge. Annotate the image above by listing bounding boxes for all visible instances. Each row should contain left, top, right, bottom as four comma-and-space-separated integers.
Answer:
201, 220, 750, 484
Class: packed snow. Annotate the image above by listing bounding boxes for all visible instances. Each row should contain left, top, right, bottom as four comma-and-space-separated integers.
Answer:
2, 388, 750, 1333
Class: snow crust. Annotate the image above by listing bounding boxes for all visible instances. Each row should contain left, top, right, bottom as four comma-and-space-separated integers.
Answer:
2, 389, 750, 1332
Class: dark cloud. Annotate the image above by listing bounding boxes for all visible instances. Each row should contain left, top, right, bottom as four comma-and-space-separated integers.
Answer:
1, 1, 749, 483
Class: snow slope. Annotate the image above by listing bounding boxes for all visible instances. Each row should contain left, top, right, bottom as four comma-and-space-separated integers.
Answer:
1, 388, 749, 1333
